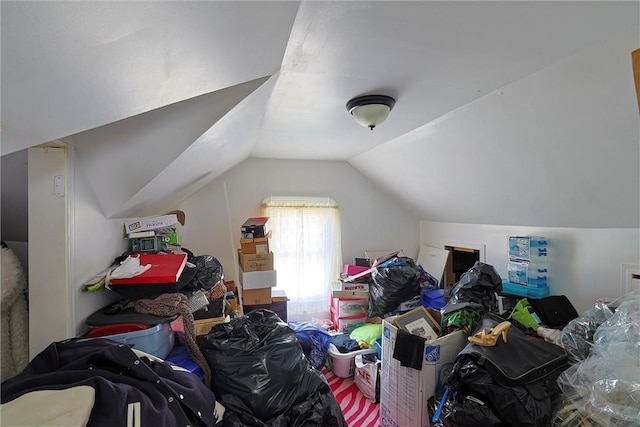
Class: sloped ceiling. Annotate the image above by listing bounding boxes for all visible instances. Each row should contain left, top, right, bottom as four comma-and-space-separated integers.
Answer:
1, 1, 639, 227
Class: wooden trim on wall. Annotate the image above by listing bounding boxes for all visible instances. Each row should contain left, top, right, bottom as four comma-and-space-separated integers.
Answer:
633, 48, 640, 115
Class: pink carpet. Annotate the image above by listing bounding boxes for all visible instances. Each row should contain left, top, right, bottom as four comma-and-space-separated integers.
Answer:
323, 367, 380, 427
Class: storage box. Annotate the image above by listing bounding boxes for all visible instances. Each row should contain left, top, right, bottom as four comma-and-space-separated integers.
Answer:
507, 261, 549, 287
380, 317, 467, 427
508, 236, 549, 261
238, 250, 274, 271
239, 269, 277, 290
327, 343, 378, 378
124, 214, 180, 234
91, 322, 175, 359
501, 280, 550, 298
332, 281, 369, 295
239, 233, 270, 254
242, 287, 272, 305
194, 316, 228, 336
331, 312, 366, 334
271, 289, 288, 302
332, 298, 367, 317
241, 217, 269, 239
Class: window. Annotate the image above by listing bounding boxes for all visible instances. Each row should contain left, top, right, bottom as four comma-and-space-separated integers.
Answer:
262, 197, 342, 321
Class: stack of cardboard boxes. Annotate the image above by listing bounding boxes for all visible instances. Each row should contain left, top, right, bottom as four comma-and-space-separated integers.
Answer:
238, 217, 288, 321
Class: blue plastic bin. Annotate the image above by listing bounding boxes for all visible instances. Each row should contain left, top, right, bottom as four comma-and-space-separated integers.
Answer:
375, 338, 382, 360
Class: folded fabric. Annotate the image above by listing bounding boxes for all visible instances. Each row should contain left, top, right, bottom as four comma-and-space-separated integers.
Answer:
392, 329, 425, 370
331, 334, 361, 353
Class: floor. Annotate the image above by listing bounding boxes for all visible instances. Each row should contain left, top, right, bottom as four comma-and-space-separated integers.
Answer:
323, 367, 380, 427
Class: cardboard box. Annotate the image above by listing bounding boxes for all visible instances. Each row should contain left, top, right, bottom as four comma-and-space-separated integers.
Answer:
239, 268, 277, 290
240, 232, 271, 254
241, 217, 270, 239
194, 317, 228, 336
238, 250, 274, 271
380, 317, 467, 427
242, 287, 272, 305
271, 289, 288, 302
124, 214, 180, 234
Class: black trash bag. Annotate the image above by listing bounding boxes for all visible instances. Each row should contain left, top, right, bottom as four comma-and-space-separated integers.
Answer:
368, 256, 421, 317
435, 313, 568, 427
182, 254, 224, 292
200, 309, 347, 427
447, 261, 502, 314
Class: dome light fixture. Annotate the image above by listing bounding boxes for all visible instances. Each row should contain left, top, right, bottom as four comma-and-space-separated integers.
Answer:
346, 94, 396, 131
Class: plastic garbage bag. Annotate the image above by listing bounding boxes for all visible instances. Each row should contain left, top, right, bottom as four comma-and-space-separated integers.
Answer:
555, 290, 640, 427
368, 256, 421, 317
555, 295, 619, 364
181, 255, 224, 292
289, 321, 332, 370
447, 262, 502, 314
200, 309, 346, 427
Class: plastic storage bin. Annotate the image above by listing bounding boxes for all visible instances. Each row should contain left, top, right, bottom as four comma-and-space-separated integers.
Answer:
334, 315, 366, 334
332, 298, 367, 317
508, 236, 548, 261
375, 338, 382, 360
327, 343, 378, 378
501, 280, 550, 298
507, 261, 548, 287
90, 322, 175, 359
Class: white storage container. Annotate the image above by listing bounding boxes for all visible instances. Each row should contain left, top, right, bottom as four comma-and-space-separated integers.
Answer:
327, 343, 377, 378
508, 236, 548, 261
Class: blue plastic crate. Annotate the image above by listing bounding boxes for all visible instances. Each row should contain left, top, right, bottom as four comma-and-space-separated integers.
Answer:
98, 322, 175, 359
501, 280, 550, 299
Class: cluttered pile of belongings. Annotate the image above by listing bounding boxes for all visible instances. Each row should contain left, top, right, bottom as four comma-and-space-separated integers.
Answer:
1, 217, 348, 427
357, 254, 640, 427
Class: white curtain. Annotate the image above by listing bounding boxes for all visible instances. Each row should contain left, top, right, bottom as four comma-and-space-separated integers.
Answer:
262, 197, 342, 322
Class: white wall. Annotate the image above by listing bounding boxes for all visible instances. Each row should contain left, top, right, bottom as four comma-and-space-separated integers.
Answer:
178, 158, 421, 283
420, 221, 640, 314
70, 145, 128, 335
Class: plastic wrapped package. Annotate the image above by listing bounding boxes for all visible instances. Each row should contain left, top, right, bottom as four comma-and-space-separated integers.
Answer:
200, 309, 346, 426
555, 290, 640, 427
555, 296, 619, 364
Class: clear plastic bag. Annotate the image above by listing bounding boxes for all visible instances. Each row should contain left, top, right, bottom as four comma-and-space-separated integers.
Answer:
555, 290, 640, 426
554, 296, 619, 364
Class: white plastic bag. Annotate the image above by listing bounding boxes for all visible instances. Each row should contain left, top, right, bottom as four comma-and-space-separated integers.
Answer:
105, 255, 151, 289
354, 354, 381, 403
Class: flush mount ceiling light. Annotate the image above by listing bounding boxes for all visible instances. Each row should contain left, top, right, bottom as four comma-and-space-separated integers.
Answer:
346, 94, 396, 130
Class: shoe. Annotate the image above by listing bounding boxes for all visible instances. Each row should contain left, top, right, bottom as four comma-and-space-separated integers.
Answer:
468, 321, 511, 347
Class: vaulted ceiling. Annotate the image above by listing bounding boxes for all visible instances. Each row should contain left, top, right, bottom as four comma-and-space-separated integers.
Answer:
2, 1, 639, 227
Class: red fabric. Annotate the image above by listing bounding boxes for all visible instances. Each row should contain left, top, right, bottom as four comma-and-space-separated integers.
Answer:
322, 368, 380, 427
